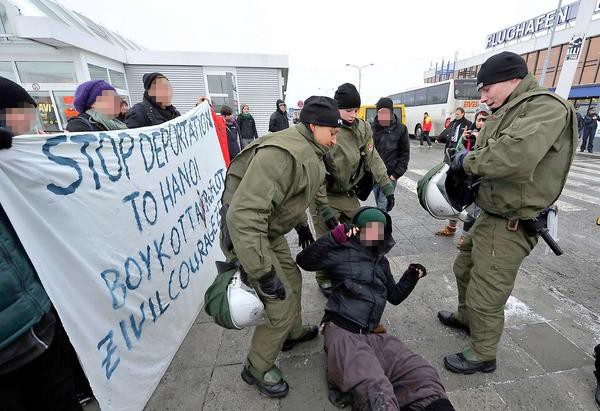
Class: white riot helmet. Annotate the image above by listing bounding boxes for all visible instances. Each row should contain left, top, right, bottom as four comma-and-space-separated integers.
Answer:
419, 163, 471, 222
227, 271, 268, 329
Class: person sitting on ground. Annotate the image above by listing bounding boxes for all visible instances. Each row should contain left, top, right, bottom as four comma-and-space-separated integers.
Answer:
125, 72, 180, 128
67, 80, 126, 132
296, 206, 454, 411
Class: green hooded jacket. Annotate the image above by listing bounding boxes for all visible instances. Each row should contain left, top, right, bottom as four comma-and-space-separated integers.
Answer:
223, 124, 330, 278
464, 73, 577, 219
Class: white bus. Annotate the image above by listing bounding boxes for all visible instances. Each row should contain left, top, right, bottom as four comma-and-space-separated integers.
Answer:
388, 79, 481, 141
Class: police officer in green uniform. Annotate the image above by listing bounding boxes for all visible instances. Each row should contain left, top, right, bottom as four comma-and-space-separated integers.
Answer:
220, 96, 341, 397
437, 52, 577, 374
310, 83, 396, 296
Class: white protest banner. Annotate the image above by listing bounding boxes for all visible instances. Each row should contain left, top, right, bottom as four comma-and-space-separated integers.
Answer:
0, 102, 225, 410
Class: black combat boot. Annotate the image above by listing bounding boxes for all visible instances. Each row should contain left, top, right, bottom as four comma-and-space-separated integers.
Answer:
437, 311, 470, 334
443, 352, 496, 374
594, 344, 600, 406
281, 325, 319, 351
241, 361, 289, 398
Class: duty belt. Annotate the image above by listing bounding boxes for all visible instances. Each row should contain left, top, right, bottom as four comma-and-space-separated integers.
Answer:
484, 211, 520, 232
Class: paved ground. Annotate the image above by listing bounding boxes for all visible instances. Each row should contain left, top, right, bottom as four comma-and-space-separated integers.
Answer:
86, 141, 600, 410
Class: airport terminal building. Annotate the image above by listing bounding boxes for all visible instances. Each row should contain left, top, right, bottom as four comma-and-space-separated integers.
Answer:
423, 1, 600, 114
0, 0, 288, 135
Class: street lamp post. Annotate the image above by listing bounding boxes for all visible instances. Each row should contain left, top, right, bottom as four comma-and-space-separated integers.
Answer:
345, 63, 375, 94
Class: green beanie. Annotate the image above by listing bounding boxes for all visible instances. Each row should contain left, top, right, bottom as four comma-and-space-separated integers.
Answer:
355, 208, 387, 228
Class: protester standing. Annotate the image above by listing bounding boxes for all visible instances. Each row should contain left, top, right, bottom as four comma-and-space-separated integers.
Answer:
125, 72, 180, 128
268, 99, 289, 132
220, 105, 241, 160
237, 104, 259, 149
220, 96, 341, 398
0, 76, 83, 411
439, 52, 577, 374
575, 109, 584, 140
371, 97, 410, 210
67, 80, 126, 132
116, 99, 128, 123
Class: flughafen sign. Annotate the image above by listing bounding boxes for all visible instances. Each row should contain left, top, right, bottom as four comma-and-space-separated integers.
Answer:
485, 1, 600, 49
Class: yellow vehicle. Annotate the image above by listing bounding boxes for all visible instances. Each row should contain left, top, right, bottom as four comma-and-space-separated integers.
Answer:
358, 104, 406, 125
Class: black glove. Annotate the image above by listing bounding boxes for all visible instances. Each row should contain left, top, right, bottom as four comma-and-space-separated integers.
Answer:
449, 151, 467, 175
406, 263, 427, 281
0, 127, 14, 150
325, 216, 339, 230
386, 194, 395, 212
256, 268, 286, 300
295, 224, 314, 249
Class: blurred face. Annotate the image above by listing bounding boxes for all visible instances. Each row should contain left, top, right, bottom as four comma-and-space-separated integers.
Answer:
360, 222, 385, 247
455, 109, 464, 120
479, 79, 521, 110
377, 108, 392, 126
242, 105, 249, 114
1, 104, 38, 135
475, 114, 487, 130
339, 108, 359, 123
224, 114, 233, 121
92, 89, 120, 118
149, 77, 173, 107
310, 124, 339, 147
278, 103, 287, 113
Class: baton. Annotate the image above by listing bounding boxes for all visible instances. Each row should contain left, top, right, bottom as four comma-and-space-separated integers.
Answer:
539, 227, 563, 256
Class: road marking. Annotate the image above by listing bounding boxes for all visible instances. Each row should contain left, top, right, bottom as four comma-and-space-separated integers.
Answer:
572, 161, 600, 171
555, 200, 584, 212
397, 176, 417, 194
570, 165, 600, 176
566, 170, 600, 183
560, 187, 600, 206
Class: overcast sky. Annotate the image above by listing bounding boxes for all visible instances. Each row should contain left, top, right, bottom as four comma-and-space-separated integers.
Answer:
57, 0, 556, 106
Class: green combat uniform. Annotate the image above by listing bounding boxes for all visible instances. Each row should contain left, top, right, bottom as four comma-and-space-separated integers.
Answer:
310, 118, 393, 286
452, 73, 578, 361
221, 123, 330, 373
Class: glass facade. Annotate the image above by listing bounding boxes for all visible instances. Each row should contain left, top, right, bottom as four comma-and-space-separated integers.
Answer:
16, 61, 77, 83
0, 61, 16, 81
29, 91, 60, 132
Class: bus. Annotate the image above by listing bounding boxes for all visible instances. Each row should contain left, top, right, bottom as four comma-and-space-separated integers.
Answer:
388, 79, 480, 141
358, 104, 406, 126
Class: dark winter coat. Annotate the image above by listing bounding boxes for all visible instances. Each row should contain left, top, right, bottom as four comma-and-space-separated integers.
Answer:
576, 112, 584, 131
125, 98, 181, 129
296, 207, 418, 333
444, 117, 472, 151
225, 119, 241, 160
237, 114, 259, 140
268, 99, 289, 132
583, 113, 598, 134
66, 112, 108, 132
372, 114, 410, 179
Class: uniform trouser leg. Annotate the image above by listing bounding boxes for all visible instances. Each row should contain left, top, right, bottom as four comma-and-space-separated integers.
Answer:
245, 235, 304, 373
310, 194, 360, 285
454, 214, 536, 360
324, 323, 400, 410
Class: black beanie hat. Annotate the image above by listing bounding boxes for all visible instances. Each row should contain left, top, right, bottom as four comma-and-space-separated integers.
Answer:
376, 97, 393, 112
143, 72, 167, 90
0, 76, 37, 111
334, 83, 361, 109
300, 96, 343, 128
477, 52, 528, 91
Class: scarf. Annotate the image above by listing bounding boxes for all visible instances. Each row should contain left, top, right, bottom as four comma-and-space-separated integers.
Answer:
85, 109, 126, 130
238, 112, 253, 120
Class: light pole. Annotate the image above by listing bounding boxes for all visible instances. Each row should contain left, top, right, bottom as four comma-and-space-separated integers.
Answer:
345, 63, 375, 94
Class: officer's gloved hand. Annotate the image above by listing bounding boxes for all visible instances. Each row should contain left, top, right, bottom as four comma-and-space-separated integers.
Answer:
256, 268, 286, 300
386, 194, 395, 212
295, 224, 314, 249
0, 127, 14, 150
325, 216, 339, 230
449, 151, 467, 175
406, 263, 427, 281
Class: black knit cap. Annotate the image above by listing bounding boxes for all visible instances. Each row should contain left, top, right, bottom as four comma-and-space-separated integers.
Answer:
143, 72, 167, 90
300, 96, 343, 128
477, 52, 528, 91
334, 83, 361, 109
376, 97, 393, 111
0, 76, 37, 111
